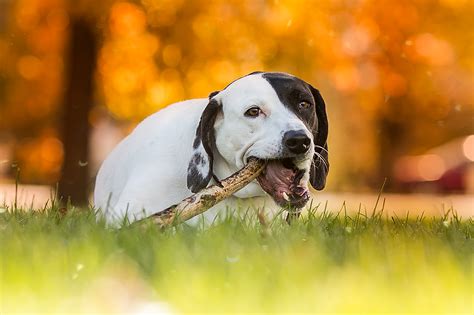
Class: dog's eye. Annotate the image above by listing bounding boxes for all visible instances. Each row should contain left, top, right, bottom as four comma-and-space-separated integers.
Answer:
244, 106, 262, 117
298, 101, 312, 110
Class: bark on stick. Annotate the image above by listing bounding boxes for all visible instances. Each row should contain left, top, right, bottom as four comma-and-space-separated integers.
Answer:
136, 158, 267, 229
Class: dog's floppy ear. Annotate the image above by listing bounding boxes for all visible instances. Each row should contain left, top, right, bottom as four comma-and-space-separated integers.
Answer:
187, 93, 221, 193
308, 85, 329, 190
208, 90, 219, 98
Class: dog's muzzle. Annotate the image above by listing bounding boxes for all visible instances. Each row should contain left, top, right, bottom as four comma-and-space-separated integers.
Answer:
283, 130, 311, 155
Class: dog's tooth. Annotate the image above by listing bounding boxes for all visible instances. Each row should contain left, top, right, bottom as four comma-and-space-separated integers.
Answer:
294, 187, 305, 196
282, 192, 290, 201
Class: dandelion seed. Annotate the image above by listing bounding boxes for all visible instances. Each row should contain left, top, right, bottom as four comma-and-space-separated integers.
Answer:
345, 226, 353, 233
72, 273, 78, 280
76, 263, 84, 271
443, 220, 450, 227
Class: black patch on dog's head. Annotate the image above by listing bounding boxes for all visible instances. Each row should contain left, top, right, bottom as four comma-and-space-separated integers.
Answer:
187, 97, 221, 193
262, 72, 329, 190
262, 73, 317, 129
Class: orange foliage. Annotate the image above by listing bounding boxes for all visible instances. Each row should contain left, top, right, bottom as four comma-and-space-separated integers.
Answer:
0, 0, 472, 187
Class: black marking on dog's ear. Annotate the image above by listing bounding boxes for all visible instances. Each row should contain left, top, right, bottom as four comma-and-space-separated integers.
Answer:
187, 153, 205, 189
308, 85, 329, 190
208, 91, 219, 99
187, 99, 221, 193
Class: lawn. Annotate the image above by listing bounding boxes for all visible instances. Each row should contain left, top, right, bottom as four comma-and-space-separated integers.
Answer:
0, 203, 472, 314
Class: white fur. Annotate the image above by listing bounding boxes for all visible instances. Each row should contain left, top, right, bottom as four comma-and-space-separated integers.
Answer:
94, 73, 314, 224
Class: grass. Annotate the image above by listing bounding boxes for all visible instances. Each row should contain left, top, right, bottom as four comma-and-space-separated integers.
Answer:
0, 203, 472, 314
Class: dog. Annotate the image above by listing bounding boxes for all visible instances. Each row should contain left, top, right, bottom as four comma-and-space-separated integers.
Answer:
94, 71, 329, 224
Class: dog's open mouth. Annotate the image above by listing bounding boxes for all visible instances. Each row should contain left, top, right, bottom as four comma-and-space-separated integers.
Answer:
256, 158, 310, 208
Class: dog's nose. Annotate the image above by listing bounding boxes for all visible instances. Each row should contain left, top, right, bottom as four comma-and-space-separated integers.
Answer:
283, 130, 311, 154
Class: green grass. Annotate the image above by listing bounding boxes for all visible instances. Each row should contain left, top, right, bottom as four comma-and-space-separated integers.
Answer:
0, 204, 472, 314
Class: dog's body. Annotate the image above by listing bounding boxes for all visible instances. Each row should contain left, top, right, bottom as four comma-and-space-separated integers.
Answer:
94, 72, 329, 223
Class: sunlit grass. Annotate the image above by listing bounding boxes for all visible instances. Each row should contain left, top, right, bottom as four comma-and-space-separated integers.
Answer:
0, 204, 472, 314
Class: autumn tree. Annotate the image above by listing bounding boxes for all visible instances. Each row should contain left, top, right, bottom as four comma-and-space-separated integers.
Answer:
0, 0, 472, 200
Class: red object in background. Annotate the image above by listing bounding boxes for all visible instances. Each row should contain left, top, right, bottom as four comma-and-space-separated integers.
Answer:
438, 164, 468, 192
393, 136, 474, 194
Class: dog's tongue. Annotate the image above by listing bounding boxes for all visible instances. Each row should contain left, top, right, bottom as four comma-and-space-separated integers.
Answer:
257, 160, 308, 207
263, 160, 295, 188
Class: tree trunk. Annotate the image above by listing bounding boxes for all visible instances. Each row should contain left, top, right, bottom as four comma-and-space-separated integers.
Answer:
377, 116, 404, 191
58, 18, 97, 206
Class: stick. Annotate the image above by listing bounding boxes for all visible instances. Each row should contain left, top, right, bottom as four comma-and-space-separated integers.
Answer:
136, 158, 267, 229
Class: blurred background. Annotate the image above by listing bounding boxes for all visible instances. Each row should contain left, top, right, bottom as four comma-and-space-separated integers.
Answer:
0, 0, 473, 210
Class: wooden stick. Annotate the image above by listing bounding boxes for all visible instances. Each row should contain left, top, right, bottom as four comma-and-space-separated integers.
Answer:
136, 158, 267, 229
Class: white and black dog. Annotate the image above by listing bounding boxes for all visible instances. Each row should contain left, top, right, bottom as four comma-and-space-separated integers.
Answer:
94, 71, 329, 223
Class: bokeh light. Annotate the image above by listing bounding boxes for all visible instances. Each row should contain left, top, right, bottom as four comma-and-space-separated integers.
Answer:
417, 154, 446, 182
462, 135, 474, 162
0, 0, 472, 191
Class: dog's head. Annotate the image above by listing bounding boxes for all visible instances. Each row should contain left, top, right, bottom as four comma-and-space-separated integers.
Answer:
187, 72, 329, 208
